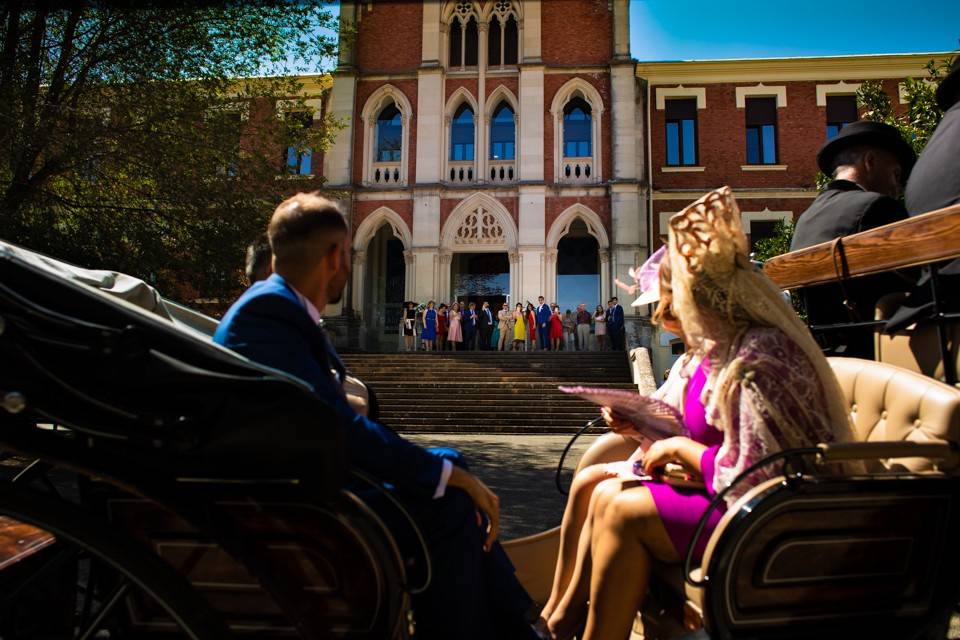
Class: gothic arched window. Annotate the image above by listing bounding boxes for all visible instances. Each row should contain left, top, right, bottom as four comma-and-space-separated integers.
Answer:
376, 103, 402, 162
488, 2, 519, 67
563, 97, 592, 158
449, 4, 479, 69
450, 104, 475, 161
490, 101, 515, 160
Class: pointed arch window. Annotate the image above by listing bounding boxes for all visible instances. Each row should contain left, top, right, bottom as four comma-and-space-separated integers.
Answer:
563, 97, 592, 158
490, 101, 515, 160
488, 2, 519, 67
450, 104, 475, 161
449, 6, 479, 69
376, 103, 402, 162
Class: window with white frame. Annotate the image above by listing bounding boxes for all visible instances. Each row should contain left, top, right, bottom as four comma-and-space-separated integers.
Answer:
376, 103, 402, 162
551, 80, 604, 185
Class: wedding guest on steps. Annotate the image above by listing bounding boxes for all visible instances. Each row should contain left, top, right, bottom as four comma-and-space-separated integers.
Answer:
593, 305, 607, 351
576, 304, 592, 351
549, 304, 563, 351
527, 303, 538, 351
401, 301, 417, 352
513, 303, 526, 351
464, 302, 478, 351
497, 303, 513, 351
447, 302, 463, 351
437, 304, 448, 352
421, 301, 437, 352
563, 310, 576, 351
536, 296, 552, 350
479, 300, 495, 351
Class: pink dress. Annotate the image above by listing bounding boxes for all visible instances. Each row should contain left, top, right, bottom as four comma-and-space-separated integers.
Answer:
644, 361, 725, 562
447, 310, 463, 342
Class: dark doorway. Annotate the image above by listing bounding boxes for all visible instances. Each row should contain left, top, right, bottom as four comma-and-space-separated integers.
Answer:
451, 252, 509, 310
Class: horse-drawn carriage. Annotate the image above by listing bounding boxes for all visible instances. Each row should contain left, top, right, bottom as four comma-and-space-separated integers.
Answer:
0, 204, 959, 639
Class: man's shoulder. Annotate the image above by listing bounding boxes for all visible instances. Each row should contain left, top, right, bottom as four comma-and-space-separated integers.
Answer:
215, 276, 306, 342
792, 186, 893, 249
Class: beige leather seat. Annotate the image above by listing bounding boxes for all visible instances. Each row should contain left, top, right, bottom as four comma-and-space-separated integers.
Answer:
874, 293, 960, 386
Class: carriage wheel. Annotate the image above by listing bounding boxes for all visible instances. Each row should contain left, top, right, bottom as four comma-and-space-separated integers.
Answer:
0, 483, 232, 639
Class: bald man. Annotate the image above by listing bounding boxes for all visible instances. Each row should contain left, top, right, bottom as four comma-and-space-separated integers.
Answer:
214, 194, 537, 640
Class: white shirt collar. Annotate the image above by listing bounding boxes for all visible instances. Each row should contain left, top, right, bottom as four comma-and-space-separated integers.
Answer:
290, 284, 323, 325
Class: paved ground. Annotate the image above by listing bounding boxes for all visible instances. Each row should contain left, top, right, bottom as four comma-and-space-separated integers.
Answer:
405, 433, 598, 539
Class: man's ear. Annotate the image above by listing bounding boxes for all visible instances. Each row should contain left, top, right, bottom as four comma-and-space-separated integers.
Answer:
325, 242, 343, 273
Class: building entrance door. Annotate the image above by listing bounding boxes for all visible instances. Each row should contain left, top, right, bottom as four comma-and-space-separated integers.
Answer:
450, 252, 509, 311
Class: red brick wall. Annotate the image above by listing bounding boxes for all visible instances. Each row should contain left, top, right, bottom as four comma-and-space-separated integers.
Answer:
353, 79, 419, 184
651, 79, 906, 192
445, 78, 480, 103
541, 0, 613, 66
651, 197, 815, 248
544, 74, 612, 184
352, 199, 414, 237
546, 196, 611, 241
355, 1, 422, 73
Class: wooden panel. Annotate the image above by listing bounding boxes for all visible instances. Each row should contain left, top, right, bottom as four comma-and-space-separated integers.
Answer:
0, 515, 56, 570
764, 204, 960, 289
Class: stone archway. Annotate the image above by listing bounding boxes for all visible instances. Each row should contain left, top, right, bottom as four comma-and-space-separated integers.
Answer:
545, 204, 610, 305
351, 207, 413, 349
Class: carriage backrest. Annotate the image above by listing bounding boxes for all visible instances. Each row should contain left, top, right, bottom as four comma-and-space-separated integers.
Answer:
828, 357, 960, 470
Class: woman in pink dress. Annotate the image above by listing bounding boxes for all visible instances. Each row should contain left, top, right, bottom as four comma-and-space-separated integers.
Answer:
446, 302, 463, 350
542, 188, 860, 640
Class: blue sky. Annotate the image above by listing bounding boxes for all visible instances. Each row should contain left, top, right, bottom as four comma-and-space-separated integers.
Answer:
629, 0, 959, 61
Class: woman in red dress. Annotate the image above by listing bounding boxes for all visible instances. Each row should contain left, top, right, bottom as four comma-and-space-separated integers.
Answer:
436, 303, 448, 351
526, 302, 538, 351
549, 304, 563, 351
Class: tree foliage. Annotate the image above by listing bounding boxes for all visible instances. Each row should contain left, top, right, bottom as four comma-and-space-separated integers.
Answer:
0, 2, 341, 303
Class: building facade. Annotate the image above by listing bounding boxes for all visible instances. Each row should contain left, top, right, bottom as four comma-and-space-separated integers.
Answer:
311, 0, 942, 354
321, 0, 647, 350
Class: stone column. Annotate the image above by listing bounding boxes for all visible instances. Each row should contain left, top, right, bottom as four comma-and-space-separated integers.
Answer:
518, 65, 544, 182
477, 21, 488, 184
322, 73, 357, 186
508, 251, 520, 304
403, 250, 415, 302
599, 250, 611, 304
611, 0, 631, 62
517, 184, 546, 304
416, 68, 444, 183
351, 249, 367, 315
438, 251, 453, 302
544, 249, 558, 303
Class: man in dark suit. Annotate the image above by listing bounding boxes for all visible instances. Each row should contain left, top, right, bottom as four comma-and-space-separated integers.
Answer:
886, 57, 960, 332
214, 194, 536, 639
535, 296, 551, 350
478, 300, 494, 351
790, 120, 917, 357
463, 302, 478, 350
606, 297, 625, 350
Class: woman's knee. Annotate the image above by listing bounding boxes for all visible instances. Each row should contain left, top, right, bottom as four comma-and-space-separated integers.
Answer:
603, 487, 659, 535
575, 432, 638, 472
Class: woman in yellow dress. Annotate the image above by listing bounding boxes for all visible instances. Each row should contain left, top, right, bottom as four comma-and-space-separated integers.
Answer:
512, 302, 526, 351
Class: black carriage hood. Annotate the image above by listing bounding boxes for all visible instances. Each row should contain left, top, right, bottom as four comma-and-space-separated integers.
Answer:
0, 239, 346, 495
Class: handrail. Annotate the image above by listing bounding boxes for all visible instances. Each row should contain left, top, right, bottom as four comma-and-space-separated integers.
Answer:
763, 203, 960, 289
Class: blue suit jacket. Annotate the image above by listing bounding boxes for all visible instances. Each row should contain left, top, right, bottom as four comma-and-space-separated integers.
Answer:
462, 308, 477, 335
606, 304, 624, 330
214, 273, 443, 499
535, 303, 551, 327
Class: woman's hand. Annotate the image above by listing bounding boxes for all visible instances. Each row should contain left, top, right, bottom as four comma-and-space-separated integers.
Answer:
641, 436, 706, 475
601, 406, 638, 436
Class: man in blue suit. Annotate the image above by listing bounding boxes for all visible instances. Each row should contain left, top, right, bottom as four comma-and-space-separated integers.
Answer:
606, 297, 625, 350
462, 302, 478, 350
214, 193, 536, 639
535, 296, 551, 350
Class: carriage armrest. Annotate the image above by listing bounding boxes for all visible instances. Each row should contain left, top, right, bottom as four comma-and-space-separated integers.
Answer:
818, 441, 959, 468
0, 516, 55, 571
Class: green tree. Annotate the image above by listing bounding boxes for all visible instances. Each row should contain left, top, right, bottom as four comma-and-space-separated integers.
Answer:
0, 2, 342, 304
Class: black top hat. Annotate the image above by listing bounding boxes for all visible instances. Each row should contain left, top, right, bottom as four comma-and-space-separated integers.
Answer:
816, 120, 916, 183
936, 56, 960, 112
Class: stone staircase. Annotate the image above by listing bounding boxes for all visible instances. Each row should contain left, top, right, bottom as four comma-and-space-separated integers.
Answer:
339, 351, 637, 434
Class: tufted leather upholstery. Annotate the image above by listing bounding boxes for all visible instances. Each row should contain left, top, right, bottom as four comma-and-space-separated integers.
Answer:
828, 357, 960, 471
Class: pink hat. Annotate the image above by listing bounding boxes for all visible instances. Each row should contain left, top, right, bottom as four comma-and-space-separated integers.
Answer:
631, 246, 667, 307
